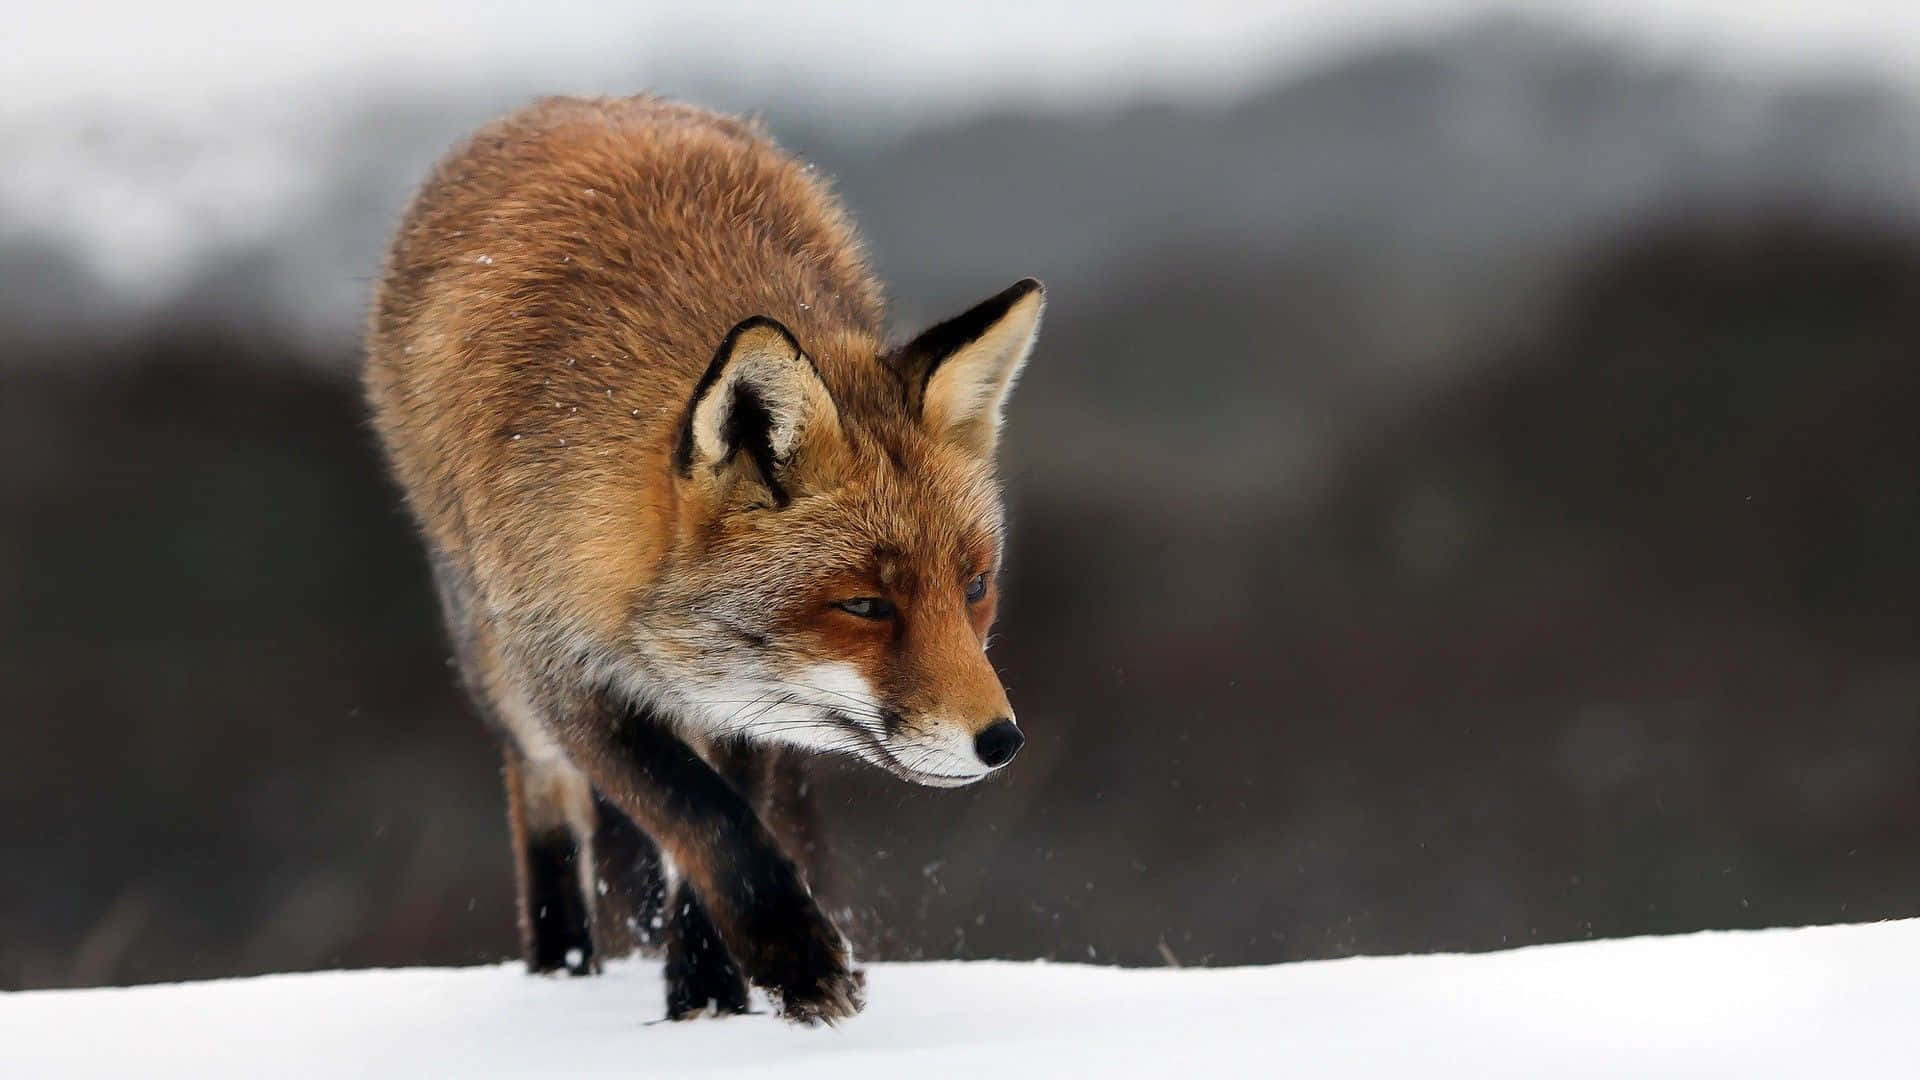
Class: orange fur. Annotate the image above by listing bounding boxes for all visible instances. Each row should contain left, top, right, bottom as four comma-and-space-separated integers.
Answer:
365, 95, 1043, 1022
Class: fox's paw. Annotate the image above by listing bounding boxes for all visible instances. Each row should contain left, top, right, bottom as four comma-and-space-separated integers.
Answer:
528, 934, 598, 977
771, 959, 865, 1026
665, 961, 750, 1020
663, 885, 750, 1020
749, 909, 866, 1026
664, 937, 750, 1019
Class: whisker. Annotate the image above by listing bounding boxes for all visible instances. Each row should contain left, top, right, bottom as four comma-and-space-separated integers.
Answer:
692, 692, 891, 726
759, 679, 892, 716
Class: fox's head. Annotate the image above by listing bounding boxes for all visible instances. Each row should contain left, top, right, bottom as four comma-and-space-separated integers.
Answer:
633, 279, 1044, 786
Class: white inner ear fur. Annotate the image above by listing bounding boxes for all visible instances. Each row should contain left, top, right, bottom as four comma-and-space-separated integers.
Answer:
923, 289, 1044, 457
690, 324, 836, 467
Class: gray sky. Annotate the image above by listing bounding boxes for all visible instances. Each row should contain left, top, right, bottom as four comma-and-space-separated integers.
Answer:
9, 1, 1920, 119
10, 0, 1920, 320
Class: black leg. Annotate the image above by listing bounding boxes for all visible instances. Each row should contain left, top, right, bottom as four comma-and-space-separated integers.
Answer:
593, 790, 668, 954
503, 749, 598, 976
524, 828, 597, 975
664, 880, 750, 1018
661, 740, 762, 1017
551, 699, 863, 1024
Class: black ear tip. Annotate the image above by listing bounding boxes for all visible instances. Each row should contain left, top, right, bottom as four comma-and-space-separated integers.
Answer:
1010, 277, 1045, 299
725, 314, 800, 346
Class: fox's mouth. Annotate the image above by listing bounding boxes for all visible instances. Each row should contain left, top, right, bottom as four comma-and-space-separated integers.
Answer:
824, 710, 989, 788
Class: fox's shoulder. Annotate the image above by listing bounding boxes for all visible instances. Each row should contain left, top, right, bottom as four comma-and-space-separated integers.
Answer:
384, 93, 879, 336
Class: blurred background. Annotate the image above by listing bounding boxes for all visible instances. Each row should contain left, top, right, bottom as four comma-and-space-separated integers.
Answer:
5, 1, 1919, 989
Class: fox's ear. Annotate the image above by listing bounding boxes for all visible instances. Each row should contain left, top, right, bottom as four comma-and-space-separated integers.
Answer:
677, 316, 840, 506
897, 278, 1045, 458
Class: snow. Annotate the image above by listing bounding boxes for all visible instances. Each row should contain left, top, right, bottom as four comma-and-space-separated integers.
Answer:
5, 920, 1914, 1077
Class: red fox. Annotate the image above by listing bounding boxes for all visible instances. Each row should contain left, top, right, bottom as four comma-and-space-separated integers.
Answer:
365, 96, 1042, 1023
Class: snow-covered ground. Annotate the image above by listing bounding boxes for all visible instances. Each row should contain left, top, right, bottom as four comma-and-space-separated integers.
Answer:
5, 920, 1913, 1077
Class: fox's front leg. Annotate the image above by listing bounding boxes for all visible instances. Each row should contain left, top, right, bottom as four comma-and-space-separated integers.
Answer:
554, 695, 863, 1024
663, 879, 750, 1018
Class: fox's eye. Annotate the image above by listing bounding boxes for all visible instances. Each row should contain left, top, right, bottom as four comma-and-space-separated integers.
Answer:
965, 572, 990, 603
836, 596, 895, 620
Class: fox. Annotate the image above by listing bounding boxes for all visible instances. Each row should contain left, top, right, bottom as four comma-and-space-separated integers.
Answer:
364, 96, 1043, 1024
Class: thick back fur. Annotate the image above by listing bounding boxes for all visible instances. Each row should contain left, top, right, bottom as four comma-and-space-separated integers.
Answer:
369, 97, 884, 653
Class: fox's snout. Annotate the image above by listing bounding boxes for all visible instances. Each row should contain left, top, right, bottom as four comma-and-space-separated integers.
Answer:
886, 709, 1022, 785
893, 626, 1024, 781
902, 710, 1021, 783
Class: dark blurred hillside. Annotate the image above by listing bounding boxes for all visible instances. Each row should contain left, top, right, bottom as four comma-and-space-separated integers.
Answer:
835, 216, 1920, 969
0, 340, 504, 986
1322, 217, 1920, 648
5, 212, 1918, 986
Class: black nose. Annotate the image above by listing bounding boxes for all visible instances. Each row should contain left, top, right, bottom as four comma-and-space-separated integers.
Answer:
974, 720, 1024, 768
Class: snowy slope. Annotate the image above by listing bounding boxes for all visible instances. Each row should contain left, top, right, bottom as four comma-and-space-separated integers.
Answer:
5, 920, 1914, 1078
